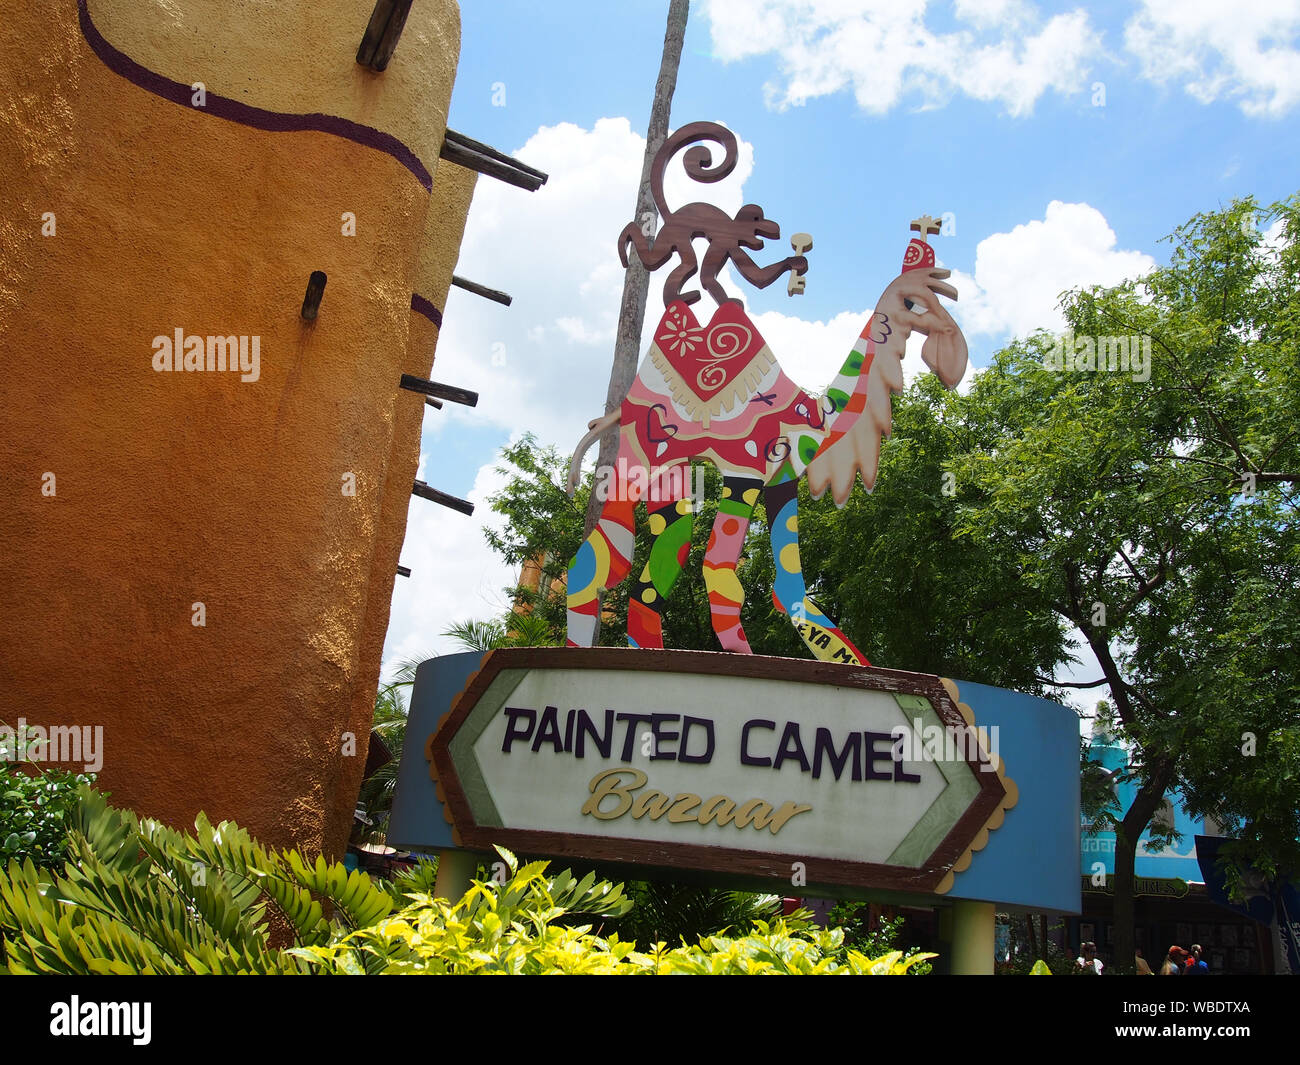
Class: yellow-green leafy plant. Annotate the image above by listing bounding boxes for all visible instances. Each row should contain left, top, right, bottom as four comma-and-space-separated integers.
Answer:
0, 788, 935, 975
295, 847, 935, 975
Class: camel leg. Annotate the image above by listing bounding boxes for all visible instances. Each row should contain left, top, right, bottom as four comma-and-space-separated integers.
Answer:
764, 477, 869, 666
627, 466, 695, 649
703, 475, 763, 653
566, 459, 639, 647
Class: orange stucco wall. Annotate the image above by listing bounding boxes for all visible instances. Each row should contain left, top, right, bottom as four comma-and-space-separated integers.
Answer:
0, 0, 474, 857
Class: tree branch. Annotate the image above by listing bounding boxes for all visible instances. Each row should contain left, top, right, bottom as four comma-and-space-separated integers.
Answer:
1036, 675, 1113, 689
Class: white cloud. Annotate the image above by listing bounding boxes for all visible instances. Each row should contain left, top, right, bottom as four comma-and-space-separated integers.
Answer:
554, 315, 611, 345
702, 0, 1102, 116
701, 0, 1300, 119
1262, 216, 1289, 254
952, 0, 1032, 30
948, 201, 1155, 339
1124, 0, 1300, 117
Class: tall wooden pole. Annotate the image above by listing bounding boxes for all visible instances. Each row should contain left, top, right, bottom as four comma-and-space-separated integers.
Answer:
580, 0, 689, 641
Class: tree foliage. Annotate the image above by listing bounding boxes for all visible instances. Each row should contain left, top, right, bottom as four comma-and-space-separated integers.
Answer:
950, 192, 1300, 965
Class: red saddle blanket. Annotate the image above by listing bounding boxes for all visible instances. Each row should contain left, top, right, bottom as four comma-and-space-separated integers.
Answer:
651, 300, 775, 427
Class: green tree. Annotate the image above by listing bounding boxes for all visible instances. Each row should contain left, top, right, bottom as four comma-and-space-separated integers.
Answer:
442, 611, 560, 652
1117, 196, 1300, 890
483, 432, 731, 653
951, 193, 1299, 971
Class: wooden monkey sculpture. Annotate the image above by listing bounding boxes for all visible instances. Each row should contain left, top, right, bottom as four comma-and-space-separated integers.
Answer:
617, 122, 808, 306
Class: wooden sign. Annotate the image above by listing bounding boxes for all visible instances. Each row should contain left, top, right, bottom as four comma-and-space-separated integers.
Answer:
1083, 875, 1190, 899
426, 648, 1016, 895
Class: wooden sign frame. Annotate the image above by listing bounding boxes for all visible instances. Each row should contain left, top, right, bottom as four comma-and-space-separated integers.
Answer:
426, 648, 1017, 895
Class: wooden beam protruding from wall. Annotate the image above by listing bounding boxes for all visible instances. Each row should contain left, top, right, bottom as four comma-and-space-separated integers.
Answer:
357, 0, 413, 72
450, 275, 512, 306
400, 373, 477, 407
440, 129, 548, 192
413, 480, 474, 516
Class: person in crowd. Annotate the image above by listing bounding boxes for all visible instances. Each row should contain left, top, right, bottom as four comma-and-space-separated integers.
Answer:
1135, 947, 1153, 975
1160, 945, 1187, 974
1076, 940, 1104, 974
1185, 944, 1209, 974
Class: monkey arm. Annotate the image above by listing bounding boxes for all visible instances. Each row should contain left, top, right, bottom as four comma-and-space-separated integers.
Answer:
729, 249, 807, 290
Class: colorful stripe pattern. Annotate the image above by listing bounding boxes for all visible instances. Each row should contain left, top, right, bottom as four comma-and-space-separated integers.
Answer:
702, 477, 763, 652
566, 298, 888, 663
764, 478, 867, 665
566, 466, 638, 648
627, 494, 694, 649
810, 319, 879, 464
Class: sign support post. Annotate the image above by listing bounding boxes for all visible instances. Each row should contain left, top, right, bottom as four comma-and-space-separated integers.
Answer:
950, 900, 995, 975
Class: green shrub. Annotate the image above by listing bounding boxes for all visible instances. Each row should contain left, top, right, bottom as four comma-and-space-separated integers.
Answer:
0, 788, 936, 975
297, 848, 934, 975
824, 902, 934, 974
604, 880, 787, 949
0, 727, 96, 867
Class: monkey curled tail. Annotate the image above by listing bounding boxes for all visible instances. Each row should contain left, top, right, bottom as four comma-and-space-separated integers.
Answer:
617, 121, 807, 307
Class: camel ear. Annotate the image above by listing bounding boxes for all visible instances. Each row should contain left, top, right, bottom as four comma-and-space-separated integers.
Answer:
921, 327, 968, 389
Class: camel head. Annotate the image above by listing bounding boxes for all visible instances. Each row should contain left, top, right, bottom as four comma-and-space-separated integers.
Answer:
872, 265, 968, 390
803, 224, 968, 506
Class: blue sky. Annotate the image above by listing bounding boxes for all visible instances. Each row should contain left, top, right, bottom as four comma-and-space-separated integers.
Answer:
382, 0, 1300, 698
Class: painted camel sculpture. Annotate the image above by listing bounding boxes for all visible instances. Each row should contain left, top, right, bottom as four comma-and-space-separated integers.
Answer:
564, 124, 968, 663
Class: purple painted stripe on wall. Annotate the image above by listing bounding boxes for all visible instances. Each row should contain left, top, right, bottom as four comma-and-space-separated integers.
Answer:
410, 293, 443, 328
77, 0, 434, 191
